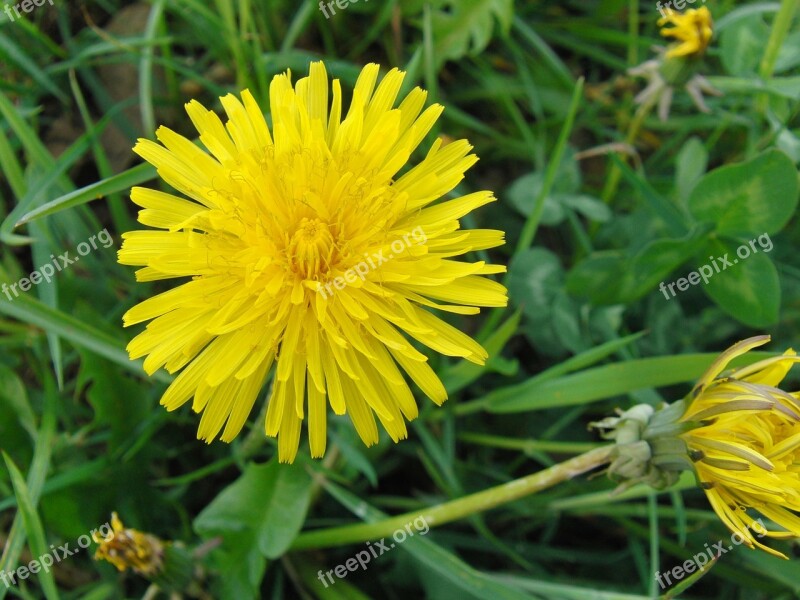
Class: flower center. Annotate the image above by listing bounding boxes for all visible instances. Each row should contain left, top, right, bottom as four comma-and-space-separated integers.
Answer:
288, 218, 336, 279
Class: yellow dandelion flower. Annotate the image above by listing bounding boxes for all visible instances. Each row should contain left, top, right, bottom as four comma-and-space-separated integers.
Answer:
93, 513, 164, 576
595, 335, 800, 558
119, 62, 507, 463
658, 6, 713, 58
679, 335, 800, 558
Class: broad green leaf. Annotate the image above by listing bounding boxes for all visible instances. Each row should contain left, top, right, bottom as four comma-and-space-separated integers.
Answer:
698, 239, 780, 327
195, 459, 312, 599
675, 137, 708, 203
207, 531, 267, 600
565, 253, 627, 304
609, 154, 688, 236
715, 4, 780, 32
256, 462, 313, 558
687, 150, 799, 238
706, 75, 800, 100
568, 224, 712, 305
774, 31, 800, 73
506, 148, 583, 227
508, 247, 564, 317
625, 230, 711, 301
550, 289, 582, 351
195, 459, 313, 559
509, 248, 585, 357
430, 0, 514, 66
561, 193, 612, 222
506, 172, 565, 226
766, 76, 800, 98
719, 17, 769, 76
774, 120, 800, 163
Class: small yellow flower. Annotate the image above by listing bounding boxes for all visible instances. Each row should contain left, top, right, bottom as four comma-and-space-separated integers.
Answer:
119, 61, 507, 462
629, 6, 721, 121
679, 335, 800, 558
93, 513, 164, 576
658, 7, 713, 58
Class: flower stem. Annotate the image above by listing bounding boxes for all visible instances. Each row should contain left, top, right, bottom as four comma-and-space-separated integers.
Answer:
290, 445, 613, 550
515, 77, 585, 257
600, 90, 657, 205
760, 0, 798, 79
757, 0, 798, 113
478, 78, 584, 340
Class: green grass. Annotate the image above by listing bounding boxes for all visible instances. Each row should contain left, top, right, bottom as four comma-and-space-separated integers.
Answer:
1, 0, 800, 598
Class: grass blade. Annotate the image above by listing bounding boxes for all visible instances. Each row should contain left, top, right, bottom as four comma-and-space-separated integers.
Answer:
0, 293, 170, 383
15, 163, 155, 226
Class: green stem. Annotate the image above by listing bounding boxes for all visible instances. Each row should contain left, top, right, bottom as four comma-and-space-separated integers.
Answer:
600, 89, 657, 205
757, 0, 798, 113
627, 0, 640, 67
478, 78, 584, 340
515, 77, 584, 256
759, 0, 798, 80
458, 432, 602, 454
290, 445, 613, 550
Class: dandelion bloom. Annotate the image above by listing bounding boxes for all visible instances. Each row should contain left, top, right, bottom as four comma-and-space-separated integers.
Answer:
629, 6, 720, 121
596, 335, 800, 557
93, 513, 164, 576
679, 335, 800, 558
119, 62, 507, 462
658, 7, 713, 58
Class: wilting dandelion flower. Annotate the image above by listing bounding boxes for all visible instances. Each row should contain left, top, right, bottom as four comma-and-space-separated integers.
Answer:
119, 62, 507, 462
93, 512, 164, 576
658, 7, 713, 59
680, 335, 800, 557
629, 6, 721, 120
594, 335, 800, 558
94, 513, 194, 589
